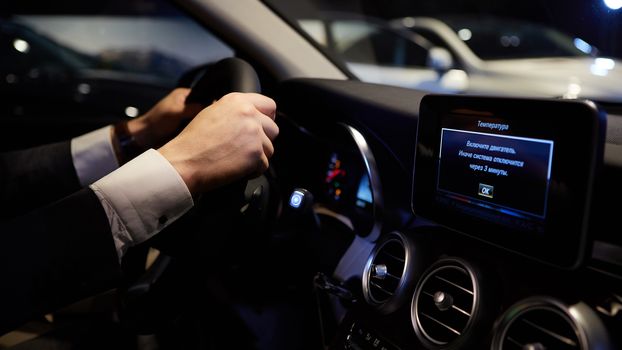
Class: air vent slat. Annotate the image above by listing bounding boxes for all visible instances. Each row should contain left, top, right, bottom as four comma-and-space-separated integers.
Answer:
385, 272, 401, 280
434, 275, 473, 295
521, 319, 578, 347
421, 312, 461, 336
381, 251, 405, 263
506, 336, 523, 347
452, 304, 471, 317
421, 291, 472, 317
369, 281, 395, 296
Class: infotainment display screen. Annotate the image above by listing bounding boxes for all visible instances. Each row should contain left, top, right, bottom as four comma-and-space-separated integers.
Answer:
412, 95, 605, 269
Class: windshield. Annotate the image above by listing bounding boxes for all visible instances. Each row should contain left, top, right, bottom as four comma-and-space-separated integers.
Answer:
439, 16, 590, 60
264, 0, 622, 105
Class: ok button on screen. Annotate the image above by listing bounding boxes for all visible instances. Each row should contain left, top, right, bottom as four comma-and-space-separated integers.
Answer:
478, 183, 494, 198
437, 128, 554, 219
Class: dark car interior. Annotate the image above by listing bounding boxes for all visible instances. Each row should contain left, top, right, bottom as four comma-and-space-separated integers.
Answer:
273, 79, 622, 350
1, 0, 622, 349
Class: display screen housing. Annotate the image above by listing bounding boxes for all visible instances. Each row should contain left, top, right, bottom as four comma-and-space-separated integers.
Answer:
412, 95, 604, 269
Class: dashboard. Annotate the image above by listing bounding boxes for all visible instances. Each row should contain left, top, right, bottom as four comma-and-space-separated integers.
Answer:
274, 78, 622, 350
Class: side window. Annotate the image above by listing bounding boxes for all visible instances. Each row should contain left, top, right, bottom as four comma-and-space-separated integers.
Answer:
0, 0, 233, 150
12, 15, 233, 83
0, 23, 54, 76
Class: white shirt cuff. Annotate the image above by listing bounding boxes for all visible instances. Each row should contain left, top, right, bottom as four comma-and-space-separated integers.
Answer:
71, 126, 119, 186
90, 149, 194, 258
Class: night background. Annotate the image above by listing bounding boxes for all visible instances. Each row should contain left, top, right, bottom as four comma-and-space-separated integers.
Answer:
272, 0, 622, 58
2, 0, 622, 58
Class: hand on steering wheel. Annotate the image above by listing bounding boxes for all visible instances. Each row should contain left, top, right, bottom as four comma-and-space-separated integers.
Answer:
160, 92, 278, 195
120, 58, 280, 333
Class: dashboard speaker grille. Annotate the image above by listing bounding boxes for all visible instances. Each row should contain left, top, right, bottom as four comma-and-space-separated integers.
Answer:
411, 259, 478, 348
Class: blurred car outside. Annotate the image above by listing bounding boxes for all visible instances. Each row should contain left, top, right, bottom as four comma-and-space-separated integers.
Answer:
298, 13, 622, 104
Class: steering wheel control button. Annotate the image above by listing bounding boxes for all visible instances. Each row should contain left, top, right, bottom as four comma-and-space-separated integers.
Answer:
282, 188, 321, 232
289, 190, 304, 208
288, 188, 313, 211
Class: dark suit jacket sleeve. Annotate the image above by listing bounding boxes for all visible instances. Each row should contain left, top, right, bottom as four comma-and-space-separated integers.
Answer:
0, 141, 82, 218
0, 188, 121, 334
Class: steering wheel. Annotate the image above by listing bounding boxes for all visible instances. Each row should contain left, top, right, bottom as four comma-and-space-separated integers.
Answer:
180, 57, 261, 103
118, 58, 278, 333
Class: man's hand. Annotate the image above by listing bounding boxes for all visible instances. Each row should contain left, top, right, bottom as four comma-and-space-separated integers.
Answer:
126, 88, 203, 149
158, 92, 278, 196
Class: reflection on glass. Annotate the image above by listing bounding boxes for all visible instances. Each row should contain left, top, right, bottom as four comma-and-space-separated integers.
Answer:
356, 175, 373, 209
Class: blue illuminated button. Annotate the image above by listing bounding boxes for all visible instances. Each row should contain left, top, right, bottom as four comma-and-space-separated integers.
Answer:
289, 190, 305, 208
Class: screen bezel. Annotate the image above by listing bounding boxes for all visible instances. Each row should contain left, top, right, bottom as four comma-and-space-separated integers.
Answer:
412, 95, 605, 269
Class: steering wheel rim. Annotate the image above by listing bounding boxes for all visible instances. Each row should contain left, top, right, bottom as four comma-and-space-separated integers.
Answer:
180, 57, 261, 101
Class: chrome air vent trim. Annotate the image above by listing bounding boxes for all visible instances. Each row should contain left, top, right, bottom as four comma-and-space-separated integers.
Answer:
362, 231, 417, 314
492, 297, 612, 350
411, 258, 479, 349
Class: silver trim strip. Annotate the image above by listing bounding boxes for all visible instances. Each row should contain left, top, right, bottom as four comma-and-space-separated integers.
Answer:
342, 124, 384, 241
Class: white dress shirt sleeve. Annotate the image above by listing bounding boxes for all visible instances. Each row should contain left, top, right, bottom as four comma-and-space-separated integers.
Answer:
71, 126, 119, 186
89, 149, 194, 258
70, 127, 194, 259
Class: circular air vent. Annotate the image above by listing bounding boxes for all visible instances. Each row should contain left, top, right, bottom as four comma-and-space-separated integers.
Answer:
492, 297, 612, 350
362, 231, 417, 314
411, 258, 479, 349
